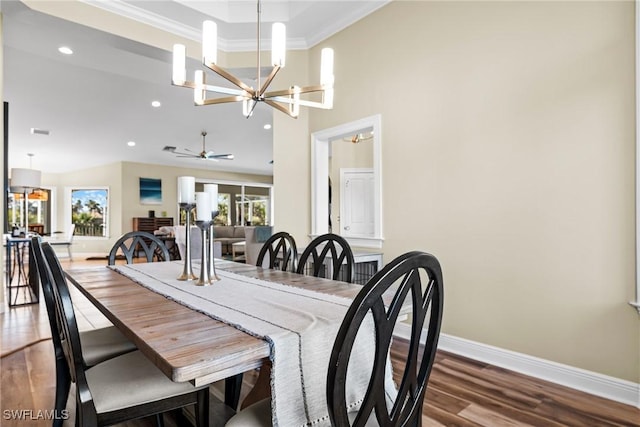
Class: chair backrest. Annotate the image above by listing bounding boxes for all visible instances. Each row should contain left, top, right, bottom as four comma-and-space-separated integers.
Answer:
256, 231, 298, 272
30, 237, 66, 363
108, 231, 170, 265
41, 242, 87, 388
296, 233, 355, 282
66, 224, 76, 242
327, 251, 444, 427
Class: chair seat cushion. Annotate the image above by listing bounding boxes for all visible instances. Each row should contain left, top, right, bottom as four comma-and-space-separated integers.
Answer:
80, 326, 137, 367
226, 398, 271, 426
225, 398, 377, 426
85, 350, 206, 414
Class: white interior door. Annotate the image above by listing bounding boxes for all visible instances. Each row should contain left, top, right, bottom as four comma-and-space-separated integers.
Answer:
340, 169, 374, 238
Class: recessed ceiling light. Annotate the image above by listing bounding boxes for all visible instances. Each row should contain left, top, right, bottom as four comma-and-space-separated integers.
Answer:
263, 124, 272, 130
127, 141, 136, 147
58, 46, 73, 55
151, 101, 161, 108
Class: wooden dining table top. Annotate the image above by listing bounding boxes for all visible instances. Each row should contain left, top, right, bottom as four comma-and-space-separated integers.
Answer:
65, 259, 366, 387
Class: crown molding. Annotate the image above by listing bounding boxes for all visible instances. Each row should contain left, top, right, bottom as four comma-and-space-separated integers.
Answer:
78, 0, 390, 51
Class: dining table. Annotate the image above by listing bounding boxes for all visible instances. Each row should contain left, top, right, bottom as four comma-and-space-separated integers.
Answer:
65, 258, 388, 426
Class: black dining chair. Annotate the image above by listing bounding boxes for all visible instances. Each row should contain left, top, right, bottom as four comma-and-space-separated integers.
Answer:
225, 251, 444, 427
108, 231, 170, 265
40, 241, 210, 427
256, 231, 298, 272
30, 237, 137, 427
296, 233, 355, 283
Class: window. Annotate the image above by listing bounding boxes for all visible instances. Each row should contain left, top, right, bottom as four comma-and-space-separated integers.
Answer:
70, 188, 109, 237
238, 194, 268, 225
7, 188, 53, 234
216, 193, 231, 225
193, 180, 273, 226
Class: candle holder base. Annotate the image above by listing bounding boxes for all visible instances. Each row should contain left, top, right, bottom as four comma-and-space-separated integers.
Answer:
195, 220, 212, 286
209, 215, 221, 282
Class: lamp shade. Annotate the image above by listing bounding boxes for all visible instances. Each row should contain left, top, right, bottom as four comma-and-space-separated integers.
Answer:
11, 168, 41, 191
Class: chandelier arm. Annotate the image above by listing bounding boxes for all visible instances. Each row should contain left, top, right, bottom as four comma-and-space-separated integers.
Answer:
172, 80, 196, 88
257, 66, 281, 97
244, 99, 259, 119
173, 80, 248, 98
266, 96, 332, 109
263, 99, 298, 118
204, 62, 256, 95
203, 84, 251, 98
199, 95, 248, 106
263, 85, 327, 97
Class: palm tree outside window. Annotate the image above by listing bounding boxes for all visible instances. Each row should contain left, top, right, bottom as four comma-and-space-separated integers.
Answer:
70, 188, 109, 237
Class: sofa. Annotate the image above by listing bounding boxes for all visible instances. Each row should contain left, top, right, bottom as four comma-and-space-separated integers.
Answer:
173, 225, 272, 263
213, 226, 246, 255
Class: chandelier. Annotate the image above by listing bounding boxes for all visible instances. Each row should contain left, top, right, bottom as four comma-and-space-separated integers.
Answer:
171, 0, 334, 119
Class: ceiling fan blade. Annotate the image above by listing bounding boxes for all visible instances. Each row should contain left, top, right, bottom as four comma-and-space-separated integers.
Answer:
168, 132, 234, 162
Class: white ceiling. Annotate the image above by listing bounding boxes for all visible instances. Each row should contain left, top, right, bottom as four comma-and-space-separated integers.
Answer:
2, 0, 388, 175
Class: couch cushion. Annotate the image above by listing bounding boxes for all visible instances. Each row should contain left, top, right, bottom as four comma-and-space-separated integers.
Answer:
233, 226, 246, 238
214, 226, 234, 238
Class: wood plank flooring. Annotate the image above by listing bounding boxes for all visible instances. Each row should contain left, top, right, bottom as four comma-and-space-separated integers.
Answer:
1, 258, 638, 426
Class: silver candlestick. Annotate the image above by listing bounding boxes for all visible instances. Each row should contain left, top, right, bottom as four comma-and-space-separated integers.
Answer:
195, 220, 212, 286
209, 210, 221, 282
177, 203, 197, 281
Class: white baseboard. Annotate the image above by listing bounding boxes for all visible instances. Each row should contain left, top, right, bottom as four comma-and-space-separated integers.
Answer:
393, 324, 639, 408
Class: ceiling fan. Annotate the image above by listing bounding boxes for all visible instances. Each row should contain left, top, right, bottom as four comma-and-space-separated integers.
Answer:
163, 131, 234, 161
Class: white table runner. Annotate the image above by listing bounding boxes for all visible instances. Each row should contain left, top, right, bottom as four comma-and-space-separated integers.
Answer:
110, 261, 394, 426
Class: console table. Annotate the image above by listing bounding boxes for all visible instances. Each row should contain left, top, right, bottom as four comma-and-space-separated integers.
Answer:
5, 236, 39, 306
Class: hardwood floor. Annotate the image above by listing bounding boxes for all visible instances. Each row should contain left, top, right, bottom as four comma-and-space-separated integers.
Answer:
1, 258, 638, 427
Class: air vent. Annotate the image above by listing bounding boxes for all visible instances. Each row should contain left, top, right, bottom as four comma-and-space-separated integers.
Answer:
162, 146, 177, 152
30, 128, 50, 135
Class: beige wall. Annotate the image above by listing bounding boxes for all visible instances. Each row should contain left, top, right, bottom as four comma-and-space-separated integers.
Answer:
301, 1, 638, 382
271, 51, 312, 243
41, 161, 271, 254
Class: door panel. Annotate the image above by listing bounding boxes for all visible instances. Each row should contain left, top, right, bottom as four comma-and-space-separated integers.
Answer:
340, 169, 374, 237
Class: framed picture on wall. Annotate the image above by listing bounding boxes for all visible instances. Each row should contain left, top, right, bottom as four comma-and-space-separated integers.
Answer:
139, 178, 162, 205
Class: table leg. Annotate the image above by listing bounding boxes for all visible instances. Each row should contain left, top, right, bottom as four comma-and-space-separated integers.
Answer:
224, 373, 244, 411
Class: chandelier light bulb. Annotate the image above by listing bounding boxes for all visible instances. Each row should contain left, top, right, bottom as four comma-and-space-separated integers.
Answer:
289, 86, 300, 118
271, 23, 286, 67
194, 70, 205, 105
320, 48, 334, 86
172, 44, 186, 85
202, 20, 218, 65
